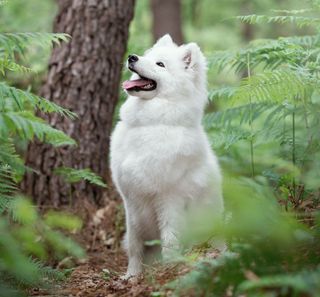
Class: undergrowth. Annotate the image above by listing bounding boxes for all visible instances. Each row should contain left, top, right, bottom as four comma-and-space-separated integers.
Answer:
0, 31, 105, 297
171, 3, 320, 297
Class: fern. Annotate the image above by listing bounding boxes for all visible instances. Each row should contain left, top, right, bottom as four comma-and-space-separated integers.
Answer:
204, 102, 275, 129
208, 128, 251, 150
0, 165, 16, 211
0, 32, 70, 58
209, 40, 304, 73
0, 82, 77, 118
0, 20, 86, 296
29, 258, 65, 282
54, 167, 107, 188
281, 34, 320, 47
234, 70, 308, 104
0, 58, 32, 75
271, 9, 315, 14
187, 5, 320, 296
238, 269, 320, 296
0, 139, 24, 178
0, 111, 76, 146
236, 15, 320, 28
208, 86, 236, 102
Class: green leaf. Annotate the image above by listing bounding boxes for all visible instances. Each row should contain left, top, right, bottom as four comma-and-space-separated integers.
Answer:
236, 15, 320, 28
10, 196, 38, 224
44, 211, 82, 231
0, 111, 76, 146
0, 82, 77, 119
0, 32, 70, 59
54, 167, 107, 188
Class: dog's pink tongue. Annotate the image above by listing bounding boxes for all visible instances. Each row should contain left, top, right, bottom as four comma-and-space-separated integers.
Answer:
122, 79, 149, 90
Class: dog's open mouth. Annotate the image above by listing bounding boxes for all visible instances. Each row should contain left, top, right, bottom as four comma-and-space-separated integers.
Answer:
122, 69, 157, 92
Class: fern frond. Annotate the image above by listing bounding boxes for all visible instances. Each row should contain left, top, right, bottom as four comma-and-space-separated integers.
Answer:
0, 165, 16, 212
208, 50, 235, 71
29, 258, 65, 282
238, 269, 320, 296
209, 128, 251, 150
208, 86, 236, 102
54, 167, 107, 188
0, 111, 76, 146
44, 228, 85, 259
280, 34, 320, 47
271, 9, 315, 15
234, 70, 309, 103
0, 82, 77, 118
0, 138, 25, 178
207, 71, 309, 127
0, 58, 32, 75
204, 102, 274, 129
0, 33, 70, 58
0, 219, 40, 285
237, 15, 320, 28
209, 40, 304, 73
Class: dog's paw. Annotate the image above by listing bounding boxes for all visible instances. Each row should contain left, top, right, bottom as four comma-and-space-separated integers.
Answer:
120, 271, 141, 281
119, 273, 132, 281
120, 265, 142, 281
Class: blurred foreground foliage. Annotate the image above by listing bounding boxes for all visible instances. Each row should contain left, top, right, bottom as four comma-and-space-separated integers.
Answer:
0, 31, 86, 296
170, 2, 320, 297
0, 14, 105, 297
174, 176, 320, 296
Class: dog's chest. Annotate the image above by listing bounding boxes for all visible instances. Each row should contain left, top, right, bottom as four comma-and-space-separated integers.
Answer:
112, 123, 201, 195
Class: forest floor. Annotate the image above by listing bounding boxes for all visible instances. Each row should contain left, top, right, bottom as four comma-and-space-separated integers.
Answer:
28, 190, 319, 296
30, 199, 194, 297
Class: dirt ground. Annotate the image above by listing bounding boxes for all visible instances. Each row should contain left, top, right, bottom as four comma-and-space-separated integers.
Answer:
31, 251, 176, 297
30, 199, 190, 297
28, 187, 320, 297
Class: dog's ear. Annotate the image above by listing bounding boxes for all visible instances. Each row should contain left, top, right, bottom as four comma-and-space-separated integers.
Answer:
153, 34, 174, 48
182, 43, 202, 70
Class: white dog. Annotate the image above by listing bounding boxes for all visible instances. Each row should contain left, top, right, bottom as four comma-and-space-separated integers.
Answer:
110, 34, 224, 279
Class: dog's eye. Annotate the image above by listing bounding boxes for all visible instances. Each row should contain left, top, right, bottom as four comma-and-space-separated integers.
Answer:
156, 62, 165, 68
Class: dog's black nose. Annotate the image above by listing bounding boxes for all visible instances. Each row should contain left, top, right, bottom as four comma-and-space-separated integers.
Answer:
128, 54, 139, 64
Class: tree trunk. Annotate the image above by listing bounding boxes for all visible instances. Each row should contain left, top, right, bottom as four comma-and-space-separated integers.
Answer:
190, 0, 201, 28
151, 0, 184, 45
241, 0, 254, 42
241, 0, 254, 78
22, 0, 135, 207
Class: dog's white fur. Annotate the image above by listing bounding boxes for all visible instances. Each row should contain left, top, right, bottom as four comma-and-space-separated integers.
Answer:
110, 34, 224, 278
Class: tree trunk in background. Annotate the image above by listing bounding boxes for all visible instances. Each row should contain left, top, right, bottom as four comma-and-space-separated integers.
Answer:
241, 0, 254, 43
241, 0, 254, 78
242, 22, 254, 43
22, 0, 135, 207
151, 0, 184, 45
190, 0, 201, 28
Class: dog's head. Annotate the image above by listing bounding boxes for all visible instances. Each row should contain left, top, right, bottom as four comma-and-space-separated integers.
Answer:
122, 34, 207, 100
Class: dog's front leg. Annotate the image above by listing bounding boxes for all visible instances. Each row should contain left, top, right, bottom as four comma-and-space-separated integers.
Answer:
158, 197, 184, 260
123, 205, 144, 279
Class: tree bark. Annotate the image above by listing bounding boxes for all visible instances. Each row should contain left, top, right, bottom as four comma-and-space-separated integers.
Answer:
151, 0, 184, 45
241, 0, 254, 78
22, 0, 135, 207
190, 0, 201, 28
